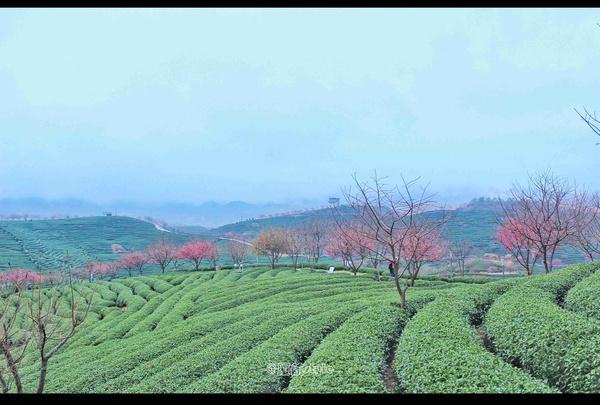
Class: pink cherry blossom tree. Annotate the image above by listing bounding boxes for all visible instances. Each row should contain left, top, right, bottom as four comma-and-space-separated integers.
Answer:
499, 171, 588, 273
497, 218, 539, 276
177, 240, 216, 271
146, 239, 178, 273
78, 261, 117, 281
400, 227, 446, 285
332, 173, 447, 308
117, 252, 149, 276
326, 225, 374, 275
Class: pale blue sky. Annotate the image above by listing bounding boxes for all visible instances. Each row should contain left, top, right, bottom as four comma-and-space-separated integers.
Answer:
1, 8, 599, 205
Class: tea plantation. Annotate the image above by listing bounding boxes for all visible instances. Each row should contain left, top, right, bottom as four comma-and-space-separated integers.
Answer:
0, 216, 192, 271
2, 263, 599, 393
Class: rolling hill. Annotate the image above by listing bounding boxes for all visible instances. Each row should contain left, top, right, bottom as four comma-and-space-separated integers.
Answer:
0, 216, 192, 271
0, 200, 587, 275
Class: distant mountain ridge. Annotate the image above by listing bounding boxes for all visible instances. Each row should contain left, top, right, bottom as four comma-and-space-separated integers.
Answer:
0, 197, 327, 228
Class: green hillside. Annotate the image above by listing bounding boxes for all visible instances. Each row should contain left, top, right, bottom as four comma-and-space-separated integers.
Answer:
0, 216, 192, 271
202, 207, 586, 266
4, 263, 599, 393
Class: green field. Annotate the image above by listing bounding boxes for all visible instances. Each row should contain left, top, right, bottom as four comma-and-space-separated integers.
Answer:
3, 263, 599, 393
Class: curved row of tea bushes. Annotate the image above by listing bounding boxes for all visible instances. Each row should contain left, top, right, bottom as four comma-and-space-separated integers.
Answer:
485, 263, 600, 392
284, 292, 437, 393
564, 270, 600, 320
17, 276, 207, 382
394, 280, 555, 393
186, 304, 369, 393
95, 283, 395, 393
29, 272, 387, 392
65, 305, 300, 393
28, 286, 288, 393
121, 305, 330, 393
151, 273, 353, 330
10, 267, 475, 393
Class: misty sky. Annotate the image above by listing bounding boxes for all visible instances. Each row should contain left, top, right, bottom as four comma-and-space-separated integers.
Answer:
1, 8, 599, 206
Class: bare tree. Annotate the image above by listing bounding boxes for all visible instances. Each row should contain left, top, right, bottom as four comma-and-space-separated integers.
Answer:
333, 173, 445, 308
286, 229, 305, 269
574, 107, 600, 144
570, 193, 600, 262
497, 218, 539, 276
1, 266, 94, 393
226, 238, 251, 267
254, 229, 290, 269
448, 240, 471, 276
499, 171, 588, 273
301, 220, 328, 265
146, 238, 178, 273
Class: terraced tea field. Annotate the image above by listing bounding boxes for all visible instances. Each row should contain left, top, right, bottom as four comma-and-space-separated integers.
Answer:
0, 216, 191, 271
3, 263, 599, 393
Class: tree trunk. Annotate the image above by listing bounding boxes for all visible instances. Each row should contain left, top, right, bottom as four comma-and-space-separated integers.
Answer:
399, 286, 407, 309
541, 247, 550, 273
0, 370, 9, 394
2, 344, 23, 393
36, 358, 48, 394
393, 263, 407, 309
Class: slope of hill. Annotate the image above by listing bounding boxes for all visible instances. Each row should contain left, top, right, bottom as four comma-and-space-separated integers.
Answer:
200, 206, 508, 254
201, 204, 585, 266
0, 216, 191, 271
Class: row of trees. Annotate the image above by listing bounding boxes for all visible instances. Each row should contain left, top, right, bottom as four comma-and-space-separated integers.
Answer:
497, 171, 600, 275
72, 239, 220, 281
252, 221, 327, 269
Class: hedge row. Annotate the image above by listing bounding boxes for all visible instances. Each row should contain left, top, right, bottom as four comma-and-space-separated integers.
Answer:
564, 270, 600, 320
285, 292, 437, 393
95, 304, 278, 392
395, 280, 555, 393
28, 272, 381, 392
124, 304, 329, 393
485, 263, 600, 392
38, 300, 277, 392
79, 305, 292, 393
186, 304, 369, 393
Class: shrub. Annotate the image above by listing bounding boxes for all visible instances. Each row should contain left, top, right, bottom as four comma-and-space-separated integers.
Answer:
286, 293, 436, 393
395, 281, 554, 393
564, 270, 600, 320
485, 263, 600, 392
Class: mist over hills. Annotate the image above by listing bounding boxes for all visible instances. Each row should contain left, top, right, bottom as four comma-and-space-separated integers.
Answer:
0, 197, 328, 228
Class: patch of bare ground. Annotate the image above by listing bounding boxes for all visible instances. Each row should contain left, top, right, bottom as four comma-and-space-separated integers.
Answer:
383, 340, 399, 392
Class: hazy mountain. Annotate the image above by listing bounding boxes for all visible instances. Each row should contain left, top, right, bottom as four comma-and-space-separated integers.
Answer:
0, 197, 328, 228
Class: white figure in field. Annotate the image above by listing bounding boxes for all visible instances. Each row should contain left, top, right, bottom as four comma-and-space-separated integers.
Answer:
240, 263, 244, 273
328, 266, 335, 274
